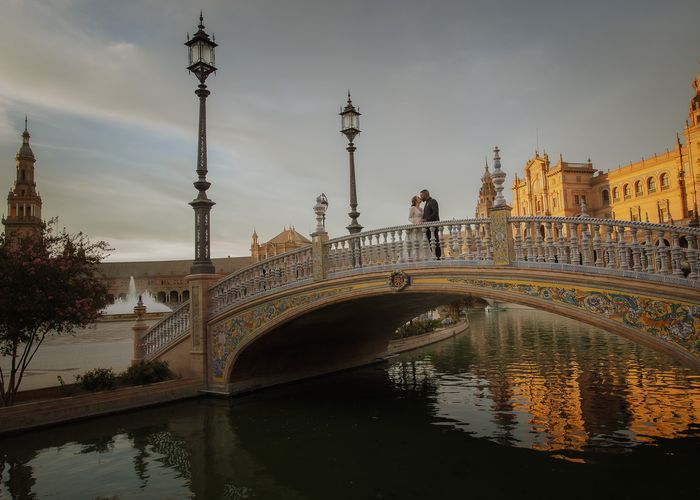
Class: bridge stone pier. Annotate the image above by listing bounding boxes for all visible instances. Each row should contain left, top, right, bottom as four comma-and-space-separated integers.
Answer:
139, 205, 700, 394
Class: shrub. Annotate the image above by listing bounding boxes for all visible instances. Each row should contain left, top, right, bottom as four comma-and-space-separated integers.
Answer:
76, 368, 117, 391
120, 360, 172, 386
394, 319, 443, 339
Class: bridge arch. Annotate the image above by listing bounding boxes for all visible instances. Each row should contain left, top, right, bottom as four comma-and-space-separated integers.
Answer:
207, 268, 700, 393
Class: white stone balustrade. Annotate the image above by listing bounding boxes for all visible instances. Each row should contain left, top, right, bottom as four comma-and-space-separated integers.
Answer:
509, 216, 700, 281
141, 303, 190, 358
325, 219, 492, 274
208, 246, 314, 317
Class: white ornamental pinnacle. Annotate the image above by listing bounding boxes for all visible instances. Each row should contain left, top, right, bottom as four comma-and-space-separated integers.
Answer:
492, 146, 507, 207
313, 193, 329, 234
580, 196, 590, 218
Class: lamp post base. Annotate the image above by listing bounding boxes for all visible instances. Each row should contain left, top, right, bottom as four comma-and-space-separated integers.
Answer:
347, 210, 362, 234
190, 261, 216, 275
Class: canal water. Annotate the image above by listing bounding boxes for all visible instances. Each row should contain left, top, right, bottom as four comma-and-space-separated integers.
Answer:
1, 310, 699, 499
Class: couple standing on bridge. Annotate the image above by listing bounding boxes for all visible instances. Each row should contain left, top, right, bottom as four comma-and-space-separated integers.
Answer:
406, 189, 441, 260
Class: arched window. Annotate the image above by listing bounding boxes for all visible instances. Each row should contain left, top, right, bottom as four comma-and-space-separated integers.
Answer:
602, 189, 610, 205
660, 173, 670, 190
635, 181, 643, 195
612, 187, 619, 201
623, 184, 631, 199
647, 177, 656, 192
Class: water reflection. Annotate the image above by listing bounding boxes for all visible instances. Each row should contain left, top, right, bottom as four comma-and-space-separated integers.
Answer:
392, 311, 700, 456
1, 310, 700, 499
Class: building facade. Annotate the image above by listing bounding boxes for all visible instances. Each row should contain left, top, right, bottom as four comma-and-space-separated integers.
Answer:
2, 121, 43, 242
98, 256, 252, 306
512, 70, 700, 225
251, 226, 311, 262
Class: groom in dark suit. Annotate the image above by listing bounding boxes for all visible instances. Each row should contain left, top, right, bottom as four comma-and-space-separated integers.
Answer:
420, 189, 441, 259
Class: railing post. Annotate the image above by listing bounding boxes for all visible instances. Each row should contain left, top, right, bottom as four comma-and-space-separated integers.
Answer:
488, 205, 513, 265
311, 232, 329, 280
187, 272, 220, 382
131, 297, 148, 365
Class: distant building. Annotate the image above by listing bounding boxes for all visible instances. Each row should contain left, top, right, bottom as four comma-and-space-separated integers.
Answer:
97, 257, 251, 306
251, 226, 311, 262
512, 68, 700, 225
2, 120, 43, 242
475, 159, 496, 218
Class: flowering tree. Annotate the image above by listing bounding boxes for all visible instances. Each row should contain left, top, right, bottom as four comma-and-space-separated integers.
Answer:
0, 220, 110, 405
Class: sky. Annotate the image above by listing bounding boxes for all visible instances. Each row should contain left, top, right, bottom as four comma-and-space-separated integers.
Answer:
0, 0, 699, 262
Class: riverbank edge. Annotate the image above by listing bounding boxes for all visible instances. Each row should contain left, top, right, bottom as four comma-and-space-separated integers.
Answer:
0, 321, 468, 435
0, 378, 204, 435
387, 320, 469, 356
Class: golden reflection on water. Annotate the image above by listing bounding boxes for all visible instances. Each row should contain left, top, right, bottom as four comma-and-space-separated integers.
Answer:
390, 310, 700, 454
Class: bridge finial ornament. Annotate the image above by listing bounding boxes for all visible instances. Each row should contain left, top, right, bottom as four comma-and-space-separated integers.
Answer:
492, 146, 507, 208
313, 193, 329, 235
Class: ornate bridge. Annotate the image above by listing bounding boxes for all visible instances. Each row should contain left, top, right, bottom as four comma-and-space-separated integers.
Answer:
135, 208, 700, 394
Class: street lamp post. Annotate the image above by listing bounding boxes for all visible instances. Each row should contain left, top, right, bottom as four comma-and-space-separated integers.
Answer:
340, 92, 363, 234
185, 12, 218, 274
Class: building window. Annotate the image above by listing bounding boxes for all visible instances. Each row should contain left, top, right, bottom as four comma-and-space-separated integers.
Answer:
660, 173, 669, 190
623, 184, 631, 199
647, 177, 656, 192
574, 194, 580, 205
552, 195, 557, 208
660, 207, 670, 223
635, 181, 643, 196
612, 187, 619, 201
602, 190, 610, 205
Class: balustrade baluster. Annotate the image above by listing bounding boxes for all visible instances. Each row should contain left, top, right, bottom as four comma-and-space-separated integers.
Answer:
474, 225, 482, 260
464, 225, 473, 260
657, 230, 670, 275
580, 223, 592, 267
525, 222, 534, 262
604, 225, 615, 268
687, 236, 699, 279
616, 226, 628, 270
388, 230, 401, 264
671, 232, 684, 276
643, 229, 655, 273
556, 222, 567, 264
513, 222, 523, 261
449, 224, 459, 260
544, 223, 555, 263
592, 224, 604, 267
535, 222, 546, 262
482, 224, 492, 261
629, 227, 642, 271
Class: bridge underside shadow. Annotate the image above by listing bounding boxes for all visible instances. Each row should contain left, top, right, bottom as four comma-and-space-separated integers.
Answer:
227, 293, 458, 393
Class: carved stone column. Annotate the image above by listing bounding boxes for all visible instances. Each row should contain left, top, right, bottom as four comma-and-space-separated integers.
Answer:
312, 193, 330, 281
489, 205, 514, 266
187, 273, 220, 382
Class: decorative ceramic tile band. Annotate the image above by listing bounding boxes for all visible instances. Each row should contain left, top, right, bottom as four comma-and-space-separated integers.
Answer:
209, 282, 382, 380
442, 277, 700, 355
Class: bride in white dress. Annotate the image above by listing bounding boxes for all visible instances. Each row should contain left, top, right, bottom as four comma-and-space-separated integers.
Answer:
400, 196, 423, 262
408, 195, 423, 224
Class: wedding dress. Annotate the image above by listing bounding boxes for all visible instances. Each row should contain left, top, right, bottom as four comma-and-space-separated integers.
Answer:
400, 206, 423, 262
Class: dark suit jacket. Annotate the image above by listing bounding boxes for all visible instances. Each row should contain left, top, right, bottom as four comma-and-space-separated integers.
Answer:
423, 197, 440, 222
